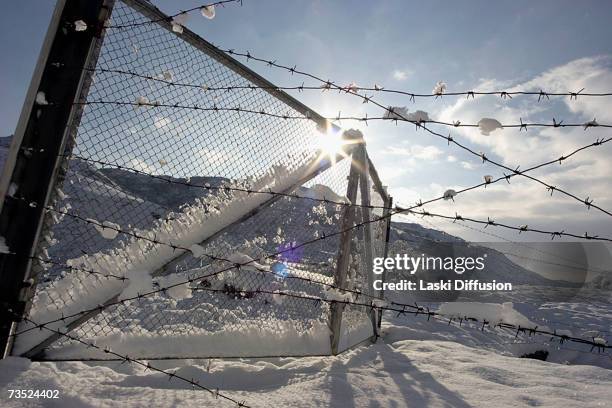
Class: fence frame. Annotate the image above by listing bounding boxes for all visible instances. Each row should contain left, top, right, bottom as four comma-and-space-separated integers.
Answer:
3, 0, 392, 360
0, 0, 114, 358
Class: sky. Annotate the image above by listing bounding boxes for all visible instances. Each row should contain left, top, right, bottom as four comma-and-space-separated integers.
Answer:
1, 0, 612, 257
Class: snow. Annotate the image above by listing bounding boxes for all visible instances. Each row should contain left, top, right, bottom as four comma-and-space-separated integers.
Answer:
201, 5, 216, 19
384, 106, 430, 122
2, 320, 611, 407
35, 91, 48, 105
437, 302, 540, 329
0, 236, 10, 254
584, 118, 599, 129
171, 12, 188, 33
189, 244, 205, 258
477, 118, 503, 135
155, 273, 194, 301
118, 270, 153, 301
43, 321, 332, 360
226, 252, 268, 271
87, 219, 120, 240
135, 95, 149, 107
73, 20, 87, 32
443, 189, 457, 200
432, 81, 447, 95
13, 153, 321, 355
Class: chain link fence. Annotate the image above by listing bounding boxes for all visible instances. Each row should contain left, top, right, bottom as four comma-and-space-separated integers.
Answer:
8, 0, 391, 360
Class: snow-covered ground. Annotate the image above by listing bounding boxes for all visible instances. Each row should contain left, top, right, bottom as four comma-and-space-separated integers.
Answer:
1, 310, 611, 408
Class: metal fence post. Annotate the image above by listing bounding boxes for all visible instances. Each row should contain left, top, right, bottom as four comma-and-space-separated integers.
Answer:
378, 192, 393, 330
356, 144, 378, 341
329, 131, 363, 355
0, 0, 114, 357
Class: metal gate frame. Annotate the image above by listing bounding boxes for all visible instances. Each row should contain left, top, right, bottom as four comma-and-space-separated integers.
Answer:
0, 0, 392, 359
329, 141, 392, 354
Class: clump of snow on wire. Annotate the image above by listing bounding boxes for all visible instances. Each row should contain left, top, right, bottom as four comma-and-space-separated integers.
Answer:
584, 117, 599, 129
171, 12, 188, 33
226, 252, 269, 271
87, 219, 120, 240
438, 302, 541, 329
384, 106, 430, 122
35, 91, 49, 105
443, 189, 457, 201
477, 118, 503, 135
201, 5, 216, 19
432, 81, 447, 95
157, 70, 173, 82
189, 244, 206, 258
73, 20, 87, 31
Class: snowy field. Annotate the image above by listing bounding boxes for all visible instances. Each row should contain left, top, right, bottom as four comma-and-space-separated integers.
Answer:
1, 307, 611, 408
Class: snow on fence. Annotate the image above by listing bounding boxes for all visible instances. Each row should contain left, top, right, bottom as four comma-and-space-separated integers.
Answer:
0, 0, 392, 360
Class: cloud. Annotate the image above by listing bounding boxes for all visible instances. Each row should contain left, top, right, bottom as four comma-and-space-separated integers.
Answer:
384, 144, 443, 160
460, 161, 476, 170
392, 69, 411, 81
407, 56, 612, 241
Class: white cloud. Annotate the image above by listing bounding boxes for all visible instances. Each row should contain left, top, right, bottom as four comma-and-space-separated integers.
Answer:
392, 69, 410, 81
460, 161, 476, 170
384, 144, 443, 161
392, 56, 612, 241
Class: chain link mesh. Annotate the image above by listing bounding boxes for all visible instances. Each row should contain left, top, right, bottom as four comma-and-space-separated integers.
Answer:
14, 0, 390, 359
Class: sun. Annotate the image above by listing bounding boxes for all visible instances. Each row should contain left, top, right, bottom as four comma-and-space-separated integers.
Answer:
316, 125, 350, 164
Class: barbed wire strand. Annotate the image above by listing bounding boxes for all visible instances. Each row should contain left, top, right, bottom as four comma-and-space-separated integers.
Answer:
201, 46, 612, 217
4, 310, 251, 407
60, 65, 612, 101
62, 100, 612, 218
105, 0, 243, 30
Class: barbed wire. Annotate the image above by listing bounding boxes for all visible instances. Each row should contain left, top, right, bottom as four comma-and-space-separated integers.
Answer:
4, 310, 250, 407
65, 63, 612, 102
196, 46, 612, 217
104, 0, 243, 30
60, 101, 612, 219
9, 181, 612, 342
404, 208, 612, 242
404, 212, 604, 278
57, 65, 612, 130
65, 98, 612, 131
437, 217, 610, 275
6, 151, 612, 336
10, 270, 610, 357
